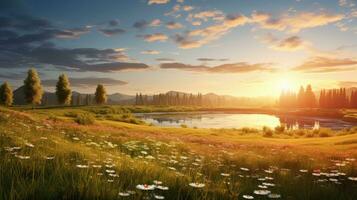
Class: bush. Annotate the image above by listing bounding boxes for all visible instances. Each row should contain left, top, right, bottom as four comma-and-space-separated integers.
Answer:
181, 124, 188, 128
241, 127, 259, 134
263, 126, 273, 137
64, 111, 78, 118
294, 129, 306, 136
274, 124, 286, 133
75, 113, 95, 125
47, 115, 60, 122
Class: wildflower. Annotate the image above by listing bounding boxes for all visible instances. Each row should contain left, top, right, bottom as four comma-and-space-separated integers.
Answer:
118, 192, 130, 197
299, 169, 308, 173
254, 190, 271, 195
240, 167, 250, 171
76, 164, 89, 168
153, 180, 162, 185
107, 179, 114, 183
268, 193, 281, 199
25, 142, 35, 148
189, 183, 205, 188
156, 186, 169, 190
154, 195, 165, 199
262, 182, 275, 187
221, 173, 230, 177
136, 184, 155, 191
348, 177, 357, 181
15, 155, 30, 160
106, 169, 115, 174
44, 156, 55, 160
242, 195, 254, 199
92, 165, 102, 168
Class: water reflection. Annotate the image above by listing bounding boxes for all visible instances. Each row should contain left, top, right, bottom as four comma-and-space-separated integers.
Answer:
136, 112, 357, 130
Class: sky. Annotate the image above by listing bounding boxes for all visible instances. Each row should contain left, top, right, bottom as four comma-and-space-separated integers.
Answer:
0, 0, 356, 97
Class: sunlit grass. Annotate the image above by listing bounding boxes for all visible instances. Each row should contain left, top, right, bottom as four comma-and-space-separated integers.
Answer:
1, 106, 357, 199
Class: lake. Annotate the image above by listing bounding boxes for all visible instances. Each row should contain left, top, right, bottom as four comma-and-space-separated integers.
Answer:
135, 112, 357, 130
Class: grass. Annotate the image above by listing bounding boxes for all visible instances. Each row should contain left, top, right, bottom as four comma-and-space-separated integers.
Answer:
1, 106, 357, 199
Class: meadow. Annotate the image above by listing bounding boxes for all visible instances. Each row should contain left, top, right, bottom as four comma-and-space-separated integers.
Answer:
1, 106, 357, 200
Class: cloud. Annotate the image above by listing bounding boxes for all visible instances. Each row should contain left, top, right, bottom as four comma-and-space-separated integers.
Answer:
142, 33, 168, 42
166, 21, 183, 29
148, 0, 170, 5
183, 5, 194, 11
98, 28, 126, 36
187, 10, 224, 22
293, 56, 357, 73
160, 62, 275, 73
260, 34, 308, 51
55, 27, 91, 39
108, 19, 119, 26
133, 20, 149, 29
42, 77, 127, 88
251, 11, 344, 33
338, 81, 357, 88
0, 15, 52, 31
197, 58, 229, 62
141, 50, 161, 55
150, 19, 161, 27
175, 14, 248, 49
156, 58, 176, 62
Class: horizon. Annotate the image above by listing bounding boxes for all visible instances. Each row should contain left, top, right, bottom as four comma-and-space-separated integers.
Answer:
1, 0, 357, 97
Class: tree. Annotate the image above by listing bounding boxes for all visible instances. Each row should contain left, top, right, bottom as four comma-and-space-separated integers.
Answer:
94, 84, 107, 104
23, 68, 43, 105
305, 84, 316, 108
297, 86, 305, 108
55, 74, 72, 105
0, 82, 13, 106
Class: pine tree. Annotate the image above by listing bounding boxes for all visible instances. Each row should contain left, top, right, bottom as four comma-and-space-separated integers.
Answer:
56, 74, 72, 105
23, 68, 43, 105
305, 84, 316, 108
0, 82, 13, 106
95, 84, 107, 104
297, 86, 305, 108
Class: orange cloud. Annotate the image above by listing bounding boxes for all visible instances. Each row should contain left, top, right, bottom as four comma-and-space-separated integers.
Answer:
251, 11, 344, 33
143, 33, 168, 42
160, 62, 275, 73
148, 0, 169, 5
293, 56, 357, 73
175, 15, 248, 49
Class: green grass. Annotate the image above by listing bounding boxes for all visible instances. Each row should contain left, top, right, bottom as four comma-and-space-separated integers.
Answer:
1, 106, 357, 199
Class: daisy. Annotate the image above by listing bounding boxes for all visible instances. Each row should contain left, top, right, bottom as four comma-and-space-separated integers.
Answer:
76, 164, 89, 168
221, 173, 230, 177
118, 192, 130, 197
189, 183, 205, 188
254, 190, 271, 195
242, 194, 254, 199
268, 193, 281, 199
156, 186, 169, 190
154, 195, 165, 199
136, 184, 155, 191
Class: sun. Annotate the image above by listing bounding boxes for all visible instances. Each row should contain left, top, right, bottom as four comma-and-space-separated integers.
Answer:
278, 79, 293, 91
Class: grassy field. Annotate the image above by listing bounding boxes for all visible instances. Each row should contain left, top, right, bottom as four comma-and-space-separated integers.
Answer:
1, 106, 357, 199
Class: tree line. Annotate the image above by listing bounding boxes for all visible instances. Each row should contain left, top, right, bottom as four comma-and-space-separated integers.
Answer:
0, 68, 107, 106
135, 92, 203, 106
279, 84, 357, 108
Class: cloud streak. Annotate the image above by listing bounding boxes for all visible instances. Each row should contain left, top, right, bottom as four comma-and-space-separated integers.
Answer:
160, 62, 275, 73
251, 11, 344, 33
293, 56, 357, 73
